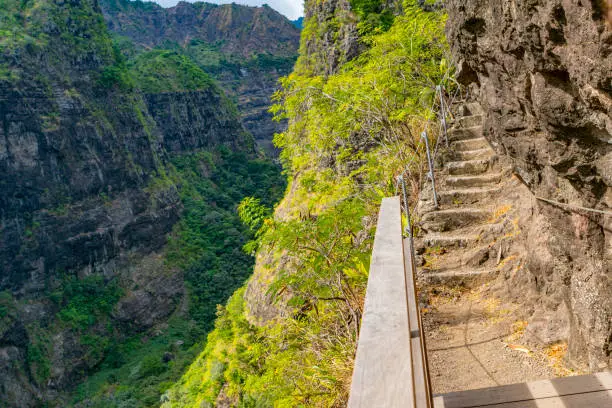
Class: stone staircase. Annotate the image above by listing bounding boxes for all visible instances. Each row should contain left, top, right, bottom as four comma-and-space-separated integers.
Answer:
416, 103, 513, 286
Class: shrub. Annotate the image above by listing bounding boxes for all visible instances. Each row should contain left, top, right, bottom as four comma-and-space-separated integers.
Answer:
55, 275, 123, 330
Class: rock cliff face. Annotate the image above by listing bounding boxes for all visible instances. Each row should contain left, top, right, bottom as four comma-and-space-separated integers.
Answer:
446, 0, 611, 371
145, 89, 253, 154
0, 0, 174, 292
299, 0, 361, 76
100, 0, 299, 57
0, 0, 257, 405
213, 66, 289, 154
99, 0, 301, 154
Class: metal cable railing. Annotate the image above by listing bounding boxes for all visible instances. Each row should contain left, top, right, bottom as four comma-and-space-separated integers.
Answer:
395, 82, 461, 225
351, 82, 465, 407
392, 82, 460, 408
421, 131, 439, 210
535, 196, 612, 216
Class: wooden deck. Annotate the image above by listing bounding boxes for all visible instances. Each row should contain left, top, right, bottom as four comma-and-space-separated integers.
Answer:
434, 371, 612, 407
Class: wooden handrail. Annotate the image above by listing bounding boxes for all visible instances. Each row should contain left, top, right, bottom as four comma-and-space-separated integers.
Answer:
348, 197, 432, 407
404, 227, 433, 407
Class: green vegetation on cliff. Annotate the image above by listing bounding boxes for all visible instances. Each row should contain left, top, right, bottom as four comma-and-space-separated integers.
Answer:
72, 148, 285, 407
163, 1, 451, 406
181, 40, 297, 78
0, 1, 286, 406
0, 0, 117, 81
54, 275, 123, 330
130, 51, 215, 93
351, 0, 396, 32
166, 149, 285, 329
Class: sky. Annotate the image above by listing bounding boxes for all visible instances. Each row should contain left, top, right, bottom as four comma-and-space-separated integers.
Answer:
152, 0, 304, 20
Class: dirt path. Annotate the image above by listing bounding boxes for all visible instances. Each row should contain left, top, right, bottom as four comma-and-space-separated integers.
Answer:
423, 285, 577, 394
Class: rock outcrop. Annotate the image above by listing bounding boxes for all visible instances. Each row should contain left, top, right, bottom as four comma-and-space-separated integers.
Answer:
446, 0, 611, 371
299, 0, 361, 76
213, 67, 290, 154
145, 89, 253, 154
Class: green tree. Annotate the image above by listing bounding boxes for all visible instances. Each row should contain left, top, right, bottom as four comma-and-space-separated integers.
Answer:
162, 1, 451, 406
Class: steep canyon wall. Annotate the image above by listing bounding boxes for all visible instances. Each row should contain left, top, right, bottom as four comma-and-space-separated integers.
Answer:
0, 0, 259, 404
99, 0, 301, 154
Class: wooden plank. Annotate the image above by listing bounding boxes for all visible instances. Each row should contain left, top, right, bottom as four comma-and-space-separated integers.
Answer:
404, 239, 431, 408
434, 372, 612, 408
348, 197, 415, 408
482, 390, 612, 408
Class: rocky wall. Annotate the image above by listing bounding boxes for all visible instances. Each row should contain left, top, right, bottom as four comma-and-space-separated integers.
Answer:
446, 0, 611, 371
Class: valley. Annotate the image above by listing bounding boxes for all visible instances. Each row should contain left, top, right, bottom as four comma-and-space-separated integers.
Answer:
0, 0, 292, 405
1, 0, 610, 407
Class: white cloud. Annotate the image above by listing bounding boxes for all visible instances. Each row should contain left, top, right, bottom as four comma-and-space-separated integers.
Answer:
152, 0, 304, 20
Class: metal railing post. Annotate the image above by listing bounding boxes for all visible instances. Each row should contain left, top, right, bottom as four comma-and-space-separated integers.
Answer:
421, 131, 438, 209
436, 85, 449, 147
398, 175, 412, 238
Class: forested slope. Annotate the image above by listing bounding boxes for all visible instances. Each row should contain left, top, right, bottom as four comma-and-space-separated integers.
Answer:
163, 1, 451, 406
0, 0, 284, 406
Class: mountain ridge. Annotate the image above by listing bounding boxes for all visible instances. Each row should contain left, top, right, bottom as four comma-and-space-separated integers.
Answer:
99, 0, 301, 154
100, 0, 300, 57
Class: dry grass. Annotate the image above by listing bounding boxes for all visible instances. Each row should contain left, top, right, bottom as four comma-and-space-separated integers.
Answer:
465, 288, 516, 323
489, 204, 512, 223
422, 245, 447, 268
425, 284, 467, 309
502, 217, 522, 239
506, 320, 528, 342
545, 343, 578, 377
496, 254, 518, 270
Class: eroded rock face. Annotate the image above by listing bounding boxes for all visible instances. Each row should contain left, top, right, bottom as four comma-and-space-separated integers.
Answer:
215, 69, 288, 155
447, 0, 611, 371
100, 0, 299, 58
145, 90, 253, 154
300, 0, 362, 76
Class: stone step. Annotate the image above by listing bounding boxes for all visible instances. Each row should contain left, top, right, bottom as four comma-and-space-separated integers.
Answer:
446, 173, 502, 188
438, 187, 501, 206
448, 126, 482, 142
452, 137, 490, 151
419, 223, 506, 252
421, 238, 504, 271
456, 114, 483, 129
456, 102, 484, 117
420, 267, 498, 286
447, 158, 496, 176
420, 208, 491, 232
422, 232, 481, 250
453, 147, 494, 161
